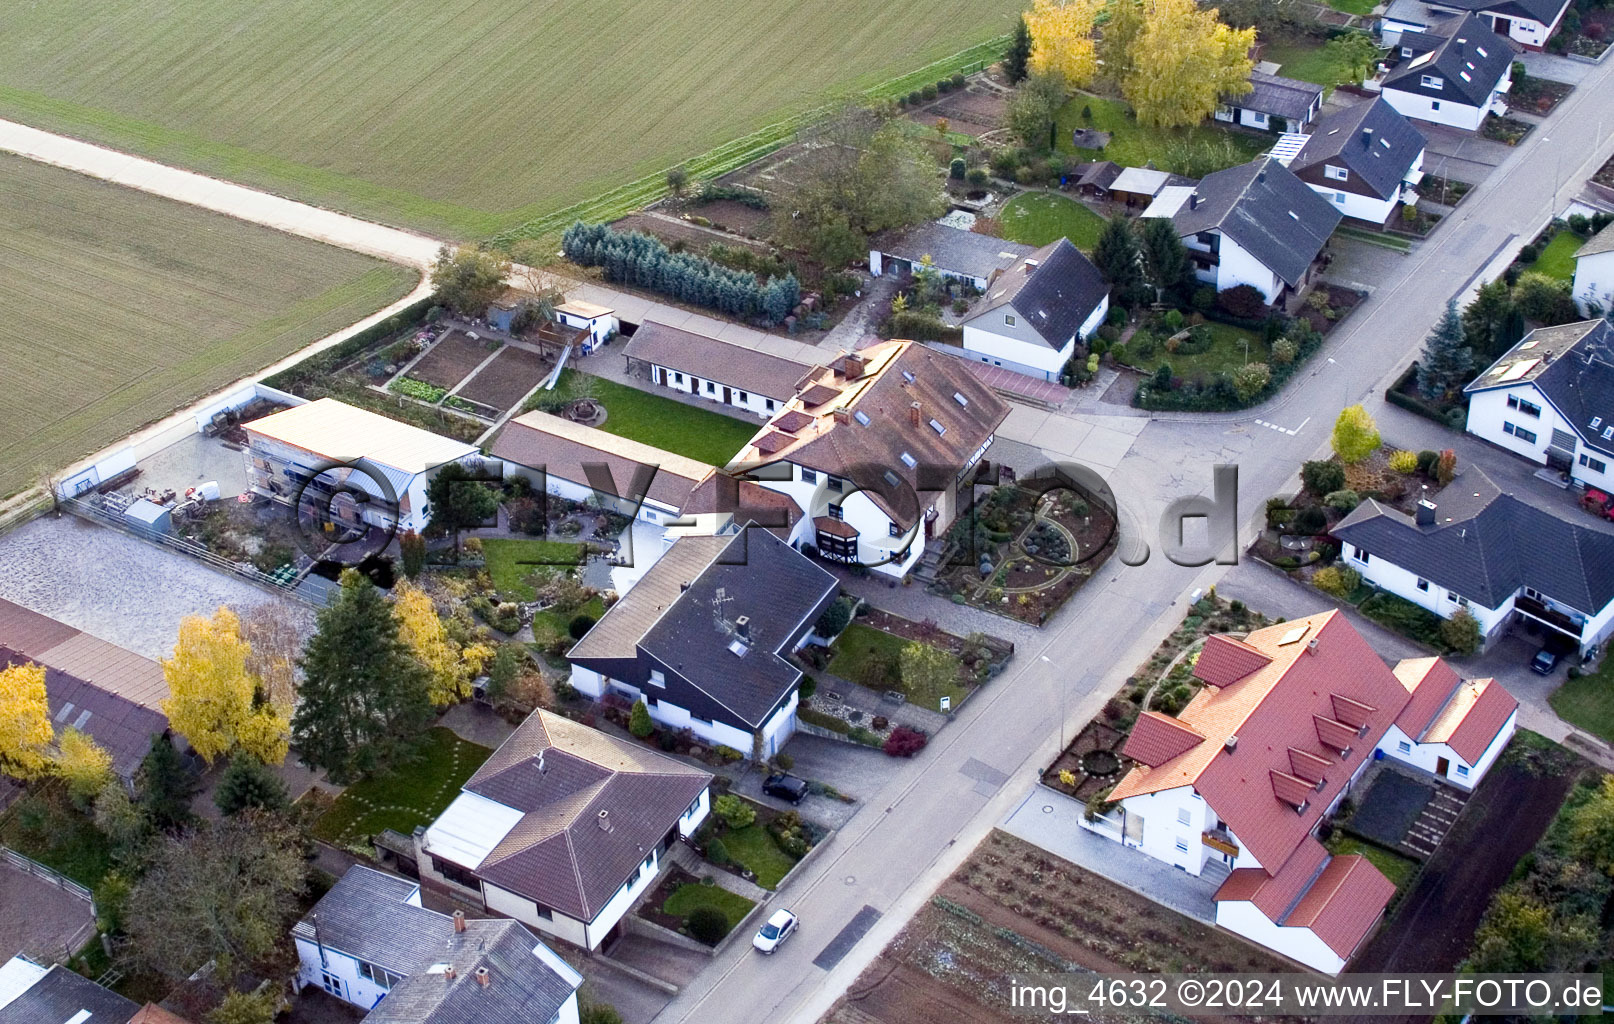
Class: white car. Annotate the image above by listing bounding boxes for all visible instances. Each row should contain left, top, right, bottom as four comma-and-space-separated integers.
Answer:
752, 909, 798, 954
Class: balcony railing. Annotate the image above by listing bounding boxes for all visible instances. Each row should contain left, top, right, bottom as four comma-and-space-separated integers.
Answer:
1202, 829, 1239, 857
1515, 594, 1584, 638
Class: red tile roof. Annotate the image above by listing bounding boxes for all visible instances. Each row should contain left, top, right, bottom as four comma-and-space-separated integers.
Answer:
1124, 711, 1204, 767
1214, 835, 1330, 919
1392, 657, 1462, 739
1195, 634, 1273, 686
1283, 854, 1397, 957
1421, 676, 1518, 763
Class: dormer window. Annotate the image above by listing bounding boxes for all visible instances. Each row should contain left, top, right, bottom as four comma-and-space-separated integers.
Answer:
1401, 46, 1413, 57
1325, 165, 1348, 181
1421, 74, 1442, 89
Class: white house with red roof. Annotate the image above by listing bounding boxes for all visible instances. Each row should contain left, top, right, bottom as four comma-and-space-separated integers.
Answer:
1085, 610, 1516, 974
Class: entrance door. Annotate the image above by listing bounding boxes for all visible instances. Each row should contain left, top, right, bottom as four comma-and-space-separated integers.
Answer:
1493, 15, 1511, 36
722, 386, 733, 405
690, 377, 700, 394
1436, 756, 1451, 777
654, 366, 665, 386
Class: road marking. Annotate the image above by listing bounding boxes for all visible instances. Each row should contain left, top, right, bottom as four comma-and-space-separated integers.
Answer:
1252, 416, 1309, 437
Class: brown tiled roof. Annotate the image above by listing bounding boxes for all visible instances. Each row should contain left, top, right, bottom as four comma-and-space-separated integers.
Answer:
754, 431, 793, 454
1194, 634, 1273, 687
566, 535, 730, 661
1124, 711, 1202, 767
466, 711, 711, 922
682, 473, 802, 538
1392, 657, 1461, 739
623, 320, 809, 401
800, 384, 841, 407
812, 516, 859, 539
489, 412, 710, 510
731, 341, 1010, 529
773, 411, 812, 433
1284, 853, 1396, 958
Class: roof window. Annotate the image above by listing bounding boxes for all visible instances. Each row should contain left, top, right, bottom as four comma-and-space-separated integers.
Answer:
901, 370, 916, 384
853, 410, 871, 426
883, 470, 901, 487
900, 451, 917, 468
1277, 624, 1311, 645
929, 419, 946, 436
953, 392, 969, 407
1592, 417, 1603, 429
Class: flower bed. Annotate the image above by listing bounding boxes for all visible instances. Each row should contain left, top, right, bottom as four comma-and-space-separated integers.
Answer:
388, 376, 448, 403
1415, 175, 1474, 208
636, 866, 756, 943
1481, 115, 1533, 147
1509, 73, 1573, 115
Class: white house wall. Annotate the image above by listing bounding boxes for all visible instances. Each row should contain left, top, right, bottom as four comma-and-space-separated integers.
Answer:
647, 363, 782, 419
294, 937, 392, 1009
1214, 900, 1351, 975
1344, 543, 1511, 640
501, 461, 685, 524
1469, 381, 1614, 491
596, 676, 760, 753
1197, 232, 1287, 303
960, 325, 1073, 381
678, 788, 711, 838
556, 311, 619, 349
1304, 184, 1398, 225
569, 665, 606, 699
1115, 786, 1210, 873
1377, 708, 1517, 790
583, 850, 662, 949
1381, 70, 1510, 131
1574, 250, 1614, 315
483, 882, 591, 949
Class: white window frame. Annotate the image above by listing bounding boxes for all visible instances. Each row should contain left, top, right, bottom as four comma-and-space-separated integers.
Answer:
649, 668, 666, 687
1397, 740, 1412, 754
1421, 74, 1442, 89
1004, 314, 1017, 326
1325, 165, 1348, 181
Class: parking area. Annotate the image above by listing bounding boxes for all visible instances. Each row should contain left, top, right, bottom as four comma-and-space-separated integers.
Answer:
0, 513, 314, 660
1417, 122, 1517, 193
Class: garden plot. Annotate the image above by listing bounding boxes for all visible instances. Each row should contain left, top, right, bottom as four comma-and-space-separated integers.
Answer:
908, 84, 1008, 139
455, 345, 552, 413
401, 330, 498, 390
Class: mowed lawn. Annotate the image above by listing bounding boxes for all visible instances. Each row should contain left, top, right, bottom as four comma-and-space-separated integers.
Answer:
999, 192, 1105, 252
1524, 229, 1583, 282
0, 154, 417, 499
540, 369, 760, 467
0, 0, 1024, 238
1058, 94, 1269, 177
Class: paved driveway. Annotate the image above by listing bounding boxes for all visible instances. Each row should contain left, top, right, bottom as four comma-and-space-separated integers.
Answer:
1417, 122, 1516, 188
1518, 50, 1596, 85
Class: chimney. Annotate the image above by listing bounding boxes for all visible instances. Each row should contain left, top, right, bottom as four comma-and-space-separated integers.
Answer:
597, 809, 612, 831
1416, 499, 1436, 527
1362, 127, 1374, 148
1306, 637, 1319, 655
444, 966, 457, 982
680, 581, 691, 592
843, 353, 865, 379
452, 910, 466, 934
833, 407, 852, 425
735, 615, 751, 640
910, 401, 921, 426
475, 967, 490, 988
1224, 735, 1238, 754
1189, 192, 1199, 210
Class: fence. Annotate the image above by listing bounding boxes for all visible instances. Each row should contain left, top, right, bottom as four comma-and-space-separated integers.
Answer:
57, 495, 323, 607
2, 844, 98, 963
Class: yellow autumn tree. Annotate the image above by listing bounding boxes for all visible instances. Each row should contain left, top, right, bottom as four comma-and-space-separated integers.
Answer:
161, 608, 290, 765
55, 728, 114, 800
1025, 0, 1102, 87
393, 581, 470, 706
1121, 0, 1254, 128
0, 662, 55, 781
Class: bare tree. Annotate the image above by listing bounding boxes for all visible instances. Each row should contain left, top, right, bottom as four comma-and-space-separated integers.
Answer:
237, 601, 304, 709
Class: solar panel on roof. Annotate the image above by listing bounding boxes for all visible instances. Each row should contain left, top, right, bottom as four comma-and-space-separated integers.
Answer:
1278, 624, 1311, 645
55, 702, 74, 722
929, 419, 946, 436
1498, 358, 1539, 381
72, 709, 92, 730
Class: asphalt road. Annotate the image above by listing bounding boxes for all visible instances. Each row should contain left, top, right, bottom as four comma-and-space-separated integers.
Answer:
658, 62, 1614, 1024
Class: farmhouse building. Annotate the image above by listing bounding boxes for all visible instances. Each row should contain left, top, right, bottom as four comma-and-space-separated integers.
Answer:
1463, 320, 1614, 487
0, 597, 172, 788
567, 527, 838, 756
1143, 157, 1342, 308
1379, 16, 1513, 130
1573, 222, 1614, 315
868, 222, 1034, 291
622, 319, 808, 418
417, 711, 712, 951
732, 341, 1010, 578
292, 865, 582, 1023
243, 398, 482, 534
1216, 71, 1324, 133
1334, 465, 1614, 655
1287, 99, 1427, 225
1087, 612, 1517, 974
958, 239, 1110, 382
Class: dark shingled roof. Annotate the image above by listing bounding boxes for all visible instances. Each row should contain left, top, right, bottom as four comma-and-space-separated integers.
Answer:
1577, 220, 1614, 259
622, 320, 809, 402
1383, 15, 1512, 108
963, 239, 1109, 351
873, 222, 1035, 280
1464, 320, 1614, 458
1436, 0, 1569, 26
1076, 161, 1123, 190
638, 528, 839, 724
0, 965, 138, 1024
1333, 467, 1614, 614
1290, 99, 1427, 201
294, 867, 579, 1024
462, 711, 711, 922
1172, 158, 1342, 287
1228, 71, 1323, 121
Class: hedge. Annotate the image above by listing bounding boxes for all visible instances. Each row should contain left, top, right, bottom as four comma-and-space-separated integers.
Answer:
798, 707, 851, 734
264, 295, 435, 392
1385, 362, 1464, 429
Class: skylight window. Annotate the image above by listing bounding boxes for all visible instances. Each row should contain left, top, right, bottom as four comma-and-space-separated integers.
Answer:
728, 638, 749, 657
929, 419, 946, 436
73, 710, 91, 730
900, 451, 917, 467
1379, 138, 1391, 149
883, 470, 901, 487
1476, 45, 1488, 56
953, 391, 969, 407
1277, 624, 1311, 645
853, 410, 871, 426
901, 371, 916, 384
1460, 71, 1472, 82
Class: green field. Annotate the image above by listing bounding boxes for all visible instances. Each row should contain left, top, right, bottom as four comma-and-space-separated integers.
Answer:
999, 192, 1106, 252
0, 154, 418, 500
0, 0, 1023, 240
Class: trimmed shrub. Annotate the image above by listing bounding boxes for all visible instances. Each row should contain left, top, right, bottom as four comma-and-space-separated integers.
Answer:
399, 530, 426, 578
1416, 449, 1440, 475
705, 837, 730, 865
1232, 361, 1271, 401
1217, 284, 1267, 319
1324, 489, 1361, 513
1388, 449, 1419, 474
949, 157, 966, 180
950, 72, 968, 89
629, 699, 654, 738
1302, 460, 1346, 496
568, 614, 597, 639
814, 597, 854, 638
922, 83, 939, 100
1313, 565, 1361, 597
883, 725, 929, 757
714, 793, 756, 829
1294, 506, 1328, 534
1441, 608, 1482, 654
966, 167, 989, 186
687, 907, 729, 945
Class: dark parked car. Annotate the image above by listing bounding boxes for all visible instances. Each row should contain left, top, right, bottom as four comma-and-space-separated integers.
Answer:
762, 772, 809, 804
1531, 646, 1562, 675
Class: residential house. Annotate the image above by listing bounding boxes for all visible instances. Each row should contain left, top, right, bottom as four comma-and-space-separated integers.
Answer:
1383, 0, 1570, 49
1380, 16, 1513, 131
958, 239, 1110, 382
417, 710, 712, 950
292, 866, 582, 1024
243, 398, 483, 534
1088, 612, 1517, 974
1380, 0, 1463, 43
1464, 319, 1614, 486
731, 341, 1011, 578
622, 320, 808, 418
1143, 157, 1342, 309
868, 222, 1035, 292
1216, 71, 1324, 133
1334, 466, 1614, 655
0, 957, 139, 1024
552, 301, 618, 351
1573, 222, 1614, 315
567, 527, 838, 756
1072, 161, 1123, 198
0, 597, 172, 788
1286, 99, 1428, 225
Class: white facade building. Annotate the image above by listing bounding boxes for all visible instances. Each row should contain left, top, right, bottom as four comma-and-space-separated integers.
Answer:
1380, 16, 1513, 131
1573, 225, 1614, 315
958, 239, 1110, 382
622, 319, 806, 419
